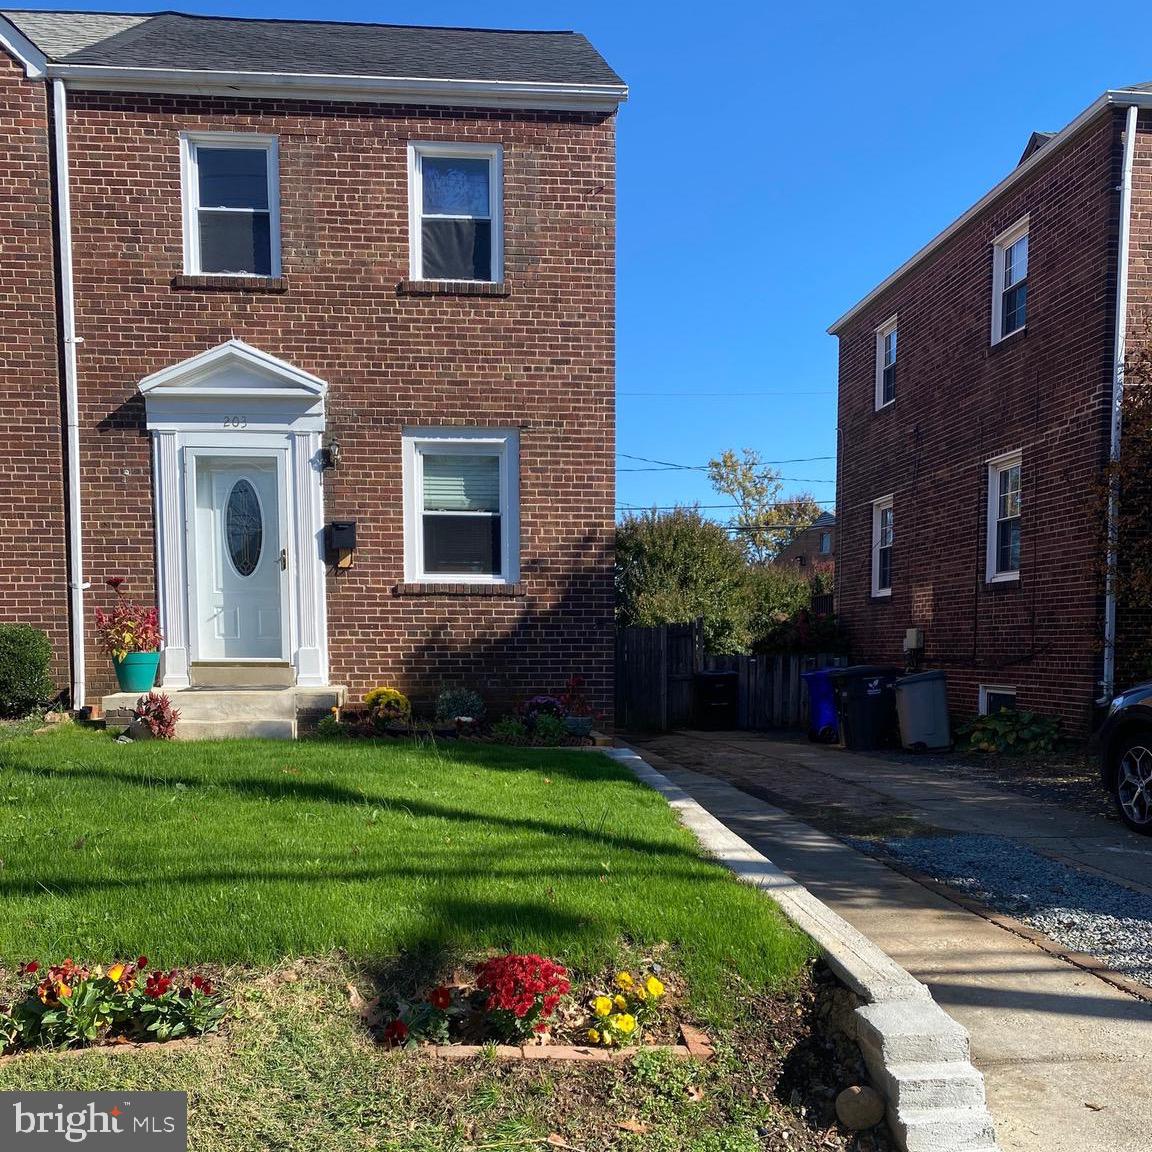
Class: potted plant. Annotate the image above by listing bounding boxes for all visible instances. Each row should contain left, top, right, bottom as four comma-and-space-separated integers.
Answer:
94, 578, 163, 693
560, 675, 595, 738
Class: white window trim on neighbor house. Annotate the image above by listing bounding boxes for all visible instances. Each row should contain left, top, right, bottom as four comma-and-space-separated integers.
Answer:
871, 494, 894, 598
986, 449, 1022, 583
402, 428, 520, 584
874, 314, 898, 410
990, 215, 1028, 345
979, 684, 1017, 715
407, 141, 504, 283
179, 132, 282, 277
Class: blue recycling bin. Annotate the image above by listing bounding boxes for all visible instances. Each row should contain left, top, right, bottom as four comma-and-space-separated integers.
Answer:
802, 669, 839, 743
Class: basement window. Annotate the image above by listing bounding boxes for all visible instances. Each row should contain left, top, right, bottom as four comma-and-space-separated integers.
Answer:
181, 134, 280, 277
402, 429, 519, 583
408, 142, 503, 283
979, 685, 1017, 715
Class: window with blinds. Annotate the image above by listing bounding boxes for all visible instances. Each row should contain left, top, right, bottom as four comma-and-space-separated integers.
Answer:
420, 452, 502, 575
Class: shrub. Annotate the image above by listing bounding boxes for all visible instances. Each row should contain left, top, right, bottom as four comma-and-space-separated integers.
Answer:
132, 691, 180, 739
314, 713, 346, 739
531, 713, 569, 745
93, 578, 162, 660
0, 624, 53, 717
363, 686, 411, 729
559, 674, 592, 718
521, 695, 566, 725
435, 687, 485, 724
1, 957, 224, 1052
586, 969, 667, 1048
474, 954, 570, 1041
491, 716, 528, 744
958, 709, 1059, 754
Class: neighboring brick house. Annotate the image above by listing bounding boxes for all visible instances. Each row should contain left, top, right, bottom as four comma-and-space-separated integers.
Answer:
830, 86, 1152, 735
774, 511, 835, 573
0, 8, 625, 721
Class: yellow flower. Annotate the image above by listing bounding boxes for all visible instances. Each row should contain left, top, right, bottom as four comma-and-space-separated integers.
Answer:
106, 963, 125, 983
615, 971, 633, 989
586, 1029, 600, 1044
645, 975, 665, 999
593, 995, 613, 1018
57, 982, 73, 1000
613, 1013, 636, 1035
613, 994, 627, 1010
635, 986, 648, 1001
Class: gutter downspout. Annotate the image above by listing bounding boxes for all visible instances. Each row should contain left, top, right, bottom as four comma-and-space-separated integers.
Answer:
51, 78, 86, 711
1102, 102, 1139, 702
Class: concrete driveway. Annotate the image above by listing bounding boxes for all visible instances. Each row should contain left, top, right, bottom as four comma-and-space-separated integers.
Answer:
627, 730, 1152, 1152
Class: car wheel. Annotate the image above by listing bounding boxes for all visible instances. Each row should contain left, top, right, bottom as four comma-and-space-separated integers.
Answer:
1112, 731, 1152, 835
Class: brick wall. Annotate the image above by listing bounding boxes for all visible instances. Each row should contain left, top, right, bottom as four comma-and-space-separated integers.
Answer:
0, 58, 70, 694
63, 91, 616, 716
834, 110, 1122, 735
774, 522, 835, 572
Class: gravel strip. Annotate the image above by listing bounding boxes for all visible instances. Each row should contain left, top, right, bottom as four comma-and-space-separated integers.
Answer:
866, 833, 1152, 988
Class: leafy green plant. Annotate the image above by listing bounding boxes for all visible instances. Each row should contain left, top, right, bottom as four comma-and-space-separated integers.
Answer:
531, 714, 569, 746
435, 687, 485, 724
958, 709, 1059, 754
0, 623, 53, 717
491, 716, 528, 744
314, 713, 346, 739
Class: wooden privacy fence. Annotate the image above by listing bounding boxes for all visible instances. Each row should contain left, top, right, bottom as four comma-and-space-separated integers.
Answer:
615, 621, 845, 732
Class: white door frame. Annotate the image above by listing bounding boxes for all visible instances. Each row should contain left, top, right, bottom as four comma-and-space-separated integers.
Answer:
138, 340, 329, 688
185, 446, 292, 665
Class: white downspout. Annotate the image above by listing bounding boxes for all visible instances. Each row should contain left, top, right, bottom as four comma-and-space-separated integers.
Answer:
52, 78, 87, 711
1102, 102, 1139, 701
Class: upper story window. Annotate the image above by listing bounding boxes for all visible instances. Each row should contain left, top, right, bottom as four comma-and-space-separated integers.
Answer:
819, 530, 832, 555
402, 429, 519, 583
875, 316, 898, 408
986, 450, 1022, 582
180, 134, 280, 277
408, 142, 503, 283
991, 218, 1028, 344
872, 496, 893, 597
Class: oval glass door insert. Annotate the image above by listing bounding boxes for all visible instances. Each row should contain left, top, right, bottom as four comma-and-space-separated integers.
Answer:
225, 479, 263, 577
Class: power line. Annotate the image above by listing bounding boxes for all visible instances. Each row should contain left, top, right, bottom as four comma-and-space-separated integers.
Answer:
619, 390, 834, 397
618, 452, 836, 471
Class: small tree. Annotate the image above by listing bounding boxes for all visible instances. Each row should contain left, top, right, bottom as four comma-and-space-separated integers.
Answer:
706, 448, 824, 563
615, 508, 750, 653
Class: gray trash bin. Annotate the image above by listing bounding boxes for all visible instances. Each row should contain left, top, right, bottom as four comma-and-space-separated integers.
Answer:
894, 670, 951, 750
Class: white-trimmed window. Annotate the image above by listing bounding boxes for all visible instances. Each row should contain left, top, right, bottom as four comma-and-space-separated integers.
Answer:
986, 451, 1021, 582
180, 134, 280, 277
871, 496, 894, 597
991, 217, 1028, 343
402, 429, 519, 583
979, 685, 1017, 715
408, 142, 503, 282
875, 316, 898, 408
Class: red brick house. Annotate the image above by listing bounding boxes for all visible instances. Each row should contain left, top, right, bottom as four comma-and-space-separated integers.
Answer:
774, 511, 835, 573
0, 8, 625, 730
830, 88, 1152, 735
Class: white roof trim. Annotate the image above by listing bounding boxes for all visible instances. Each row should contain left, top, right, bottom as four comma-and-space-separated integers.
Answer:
828, 90, 1152, 335
0, 15, 47, 78
48, 63, 628, 111
138, 339, 327, 397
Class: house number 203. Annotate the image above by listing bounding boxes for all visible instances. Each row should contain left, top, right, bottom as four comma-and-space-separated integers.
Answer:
223, 416, 248, 429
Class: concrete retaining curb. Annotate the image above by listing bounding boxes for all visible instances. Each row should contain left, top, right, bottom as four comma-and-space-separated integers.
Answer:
607, 747, 1001, 1152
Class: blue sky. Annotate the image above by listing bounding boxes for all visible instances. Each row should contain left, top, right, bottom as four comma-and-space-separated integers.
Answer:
28, 1, 1152, 523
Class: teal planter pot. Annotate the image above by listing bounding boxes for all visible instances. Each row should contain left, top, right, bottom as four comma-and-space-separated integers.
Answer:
113, 651, 160, 694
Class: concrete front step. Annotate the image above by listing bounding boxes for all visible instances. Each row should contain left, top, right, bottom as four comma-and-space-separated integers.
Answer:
103, 686, 345, 741
891, 1106, 1000, 1152
190, 662, 295, 688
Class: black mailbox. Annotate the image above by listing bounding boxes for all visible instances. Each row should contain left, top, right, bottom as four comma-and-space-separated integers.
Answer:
325, 520, 357, 560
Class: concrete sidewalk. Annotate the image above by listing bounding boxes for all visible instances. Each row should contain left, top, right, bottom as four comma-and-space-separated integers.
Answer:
631, 747, 1152, 1152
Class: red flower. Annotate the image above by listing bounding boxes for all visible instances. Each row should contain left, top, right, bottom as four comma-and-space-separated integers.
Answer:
18, 961, 39, 976
136, 956, 148, 969
144, 971, 173, 999
382, 1019, 409, 1046
428, 986, 452, 1011
106, 576, 125, 590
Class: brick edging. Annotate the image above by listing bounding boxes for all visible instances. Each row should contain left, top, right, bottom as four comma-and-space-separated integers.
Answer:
429, 1024, 713, 1063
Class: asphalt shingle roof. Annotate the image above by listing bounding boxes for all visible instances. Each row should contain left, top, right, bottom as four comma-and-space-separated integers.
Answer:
1, 8, 624, 87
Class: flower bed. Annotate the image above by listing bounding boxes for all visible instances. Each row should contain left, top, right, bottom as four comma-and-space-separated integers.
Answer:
353, 953, 712, 1061
0, 958, 225, 1055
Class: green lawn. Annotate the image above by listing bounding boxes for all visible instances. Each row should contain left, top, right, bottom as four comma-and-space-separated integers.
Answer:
0, 727, 814, 1004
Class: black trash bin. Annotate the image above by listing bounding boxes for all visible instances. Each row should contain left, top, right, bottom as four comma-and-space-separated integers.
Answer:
830, 665, 902, 750
694, 670, 739, 730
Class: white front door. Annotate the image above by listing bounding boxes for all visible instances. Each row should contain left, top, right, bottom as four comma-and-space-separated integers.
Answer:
189, 453, 289, 661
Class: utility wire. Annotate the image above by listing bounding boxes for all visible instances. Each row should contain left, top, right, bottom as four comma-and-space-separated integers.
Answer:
618, 452, 836, 471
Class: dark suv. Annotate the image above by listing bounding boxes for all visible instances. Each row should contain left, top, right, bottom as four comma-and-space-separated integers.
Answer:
1096, 682, 1152, 834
